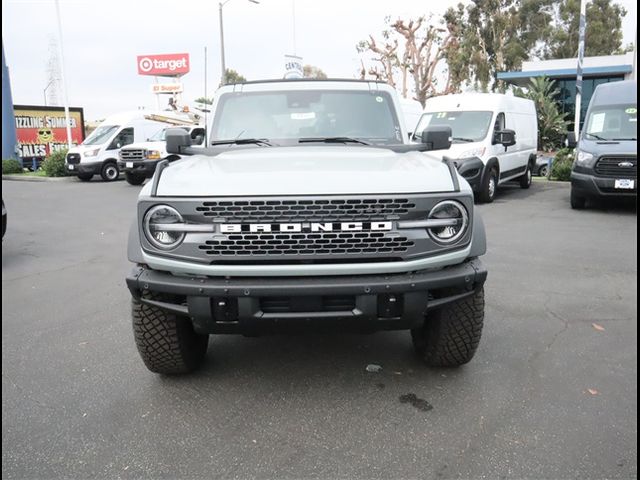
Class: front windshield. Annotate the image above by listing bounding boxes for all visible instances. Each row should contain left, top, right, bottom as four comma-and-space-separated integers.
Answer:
415, 111, 493, 142
211, 90, 403, 144
82, 125, 119, 146
585, 104, 637, 141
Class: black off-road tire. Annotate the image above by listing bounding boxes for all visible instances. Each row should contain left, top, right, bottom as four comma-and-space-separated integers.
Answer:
411, 288, 485, 367
132, 292, 209, 374
125, 172, 145, 186
479, 168, 498, 203
100, 161, 119, 182
570, 189, 587, 210
77, 173, 93, 181
519, 164, 532, 189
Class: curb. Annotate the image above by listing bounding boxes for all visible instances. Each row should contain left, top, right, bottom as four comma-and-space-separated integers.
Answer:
2, 175, 76, 182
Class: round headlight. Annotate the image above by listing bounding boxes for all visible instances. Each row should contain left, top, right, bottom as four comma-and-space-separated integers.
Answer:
427, 200, 469, 245
143, 205, 185, 250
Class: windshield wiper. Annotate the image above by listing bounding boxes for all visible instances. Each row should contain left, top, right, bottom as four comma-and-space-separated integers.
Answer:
298, 137, 371, 146
584, 132, 609, 141
452, 137, 475, 143
611, 137, 637, 141
210, 138, 273, 146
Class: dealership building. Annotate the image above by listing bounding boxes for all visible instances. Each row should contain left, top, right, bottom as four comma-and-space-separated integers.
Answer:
498, 52, 636, 129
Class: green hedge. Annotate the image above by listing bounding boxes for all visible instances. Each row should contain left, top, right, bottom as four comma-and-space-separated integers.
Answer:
550, 148, 574, 182
42, 149, 69, 177
2, 159, 23, 174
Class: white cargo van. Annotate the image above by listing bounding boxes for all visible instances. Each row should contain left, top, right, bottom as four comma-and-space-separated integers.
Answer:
64, 111, 195, 182
413, 93, 538, 202
399, 98, 424, 138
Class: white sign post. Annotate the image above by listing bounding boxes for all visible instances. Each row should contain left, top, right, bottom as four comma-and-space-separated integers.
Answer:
284, 54, 303, 79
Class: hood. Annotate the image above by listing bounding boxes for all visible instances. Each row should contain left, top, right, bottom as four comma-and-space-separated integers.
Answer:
153, 146, 460, 197
68, 144, 101, 155
427, 142, 486, 160
578, 138, 637, 157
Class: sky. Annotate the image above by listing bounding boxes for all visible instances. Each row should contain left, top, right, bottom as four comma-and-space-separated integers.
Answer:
2, 0, 637, 121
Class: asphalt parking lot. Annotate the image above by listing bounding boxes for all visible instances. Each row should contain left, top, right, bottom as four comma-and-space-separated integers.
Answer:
2, 178, 637, 479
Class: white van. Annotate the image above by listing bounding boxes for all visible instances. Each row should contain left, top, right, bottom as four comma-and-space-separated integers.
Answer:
414, 93, 538, 202
399, 98, 424, 138
64, 111, 196, 182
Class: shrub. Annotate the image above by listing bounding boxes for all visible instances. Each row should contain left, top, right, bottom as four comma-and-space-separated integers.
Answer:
2, 158, 23, 174
42, 149, 69, 177
550, 148, 574, 181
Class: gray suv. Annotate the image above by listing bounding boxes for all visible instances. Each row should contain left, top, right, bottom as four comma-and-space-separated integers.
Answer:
126, 79, 488, 374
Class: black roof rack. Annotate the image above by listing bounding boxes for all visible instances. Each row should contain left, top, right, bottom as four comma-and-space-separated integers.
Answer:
227, 78, 389, 86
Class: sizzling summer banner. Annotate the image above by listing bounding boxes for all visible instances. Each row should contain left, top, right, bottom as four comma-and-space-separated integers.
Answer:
14, 105, 85, 158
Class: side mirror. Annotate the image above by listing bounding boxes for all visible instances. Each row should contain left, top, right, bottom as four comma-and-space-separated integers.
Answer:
496, 129, 516, 147
166, 128, 192, 154
421, 126, 452, 151
566, 132, 577, 148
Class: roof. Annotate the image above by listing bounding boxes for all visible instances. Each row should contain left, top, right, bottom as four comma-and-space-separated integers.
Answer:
423, 92, 535, 114
498, 53, 634, 86
591, 80, 637, 105
230, 78, 384, 85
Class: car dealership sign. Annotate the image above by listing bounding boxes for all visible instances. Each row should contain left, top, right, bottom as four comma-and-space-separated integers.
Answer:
137, 53, 190, 76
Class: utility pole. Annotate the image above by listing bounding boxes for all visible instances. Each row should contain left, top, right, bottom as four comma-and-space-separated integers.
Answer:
574, 0, 587, 138
54, 0, 73, 149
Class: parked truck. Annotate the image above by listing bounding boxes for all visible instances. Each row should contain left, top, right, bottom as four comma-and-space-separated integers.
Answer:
126, 79, 488, 374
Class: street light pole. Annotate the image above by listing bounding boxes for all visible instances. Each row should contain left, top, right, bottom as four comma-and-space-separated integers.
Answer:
574, 0, 587, 138
218, 0, 259, 86
219, 1, 226, 86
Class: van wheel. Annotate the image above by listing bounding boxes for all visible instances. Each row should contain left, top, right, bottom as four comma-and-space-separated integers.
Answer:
570, 189, 587, 209
519, 164, 532, 189
538, 165, 549, 178
479, 167, 498, 203
100, 162, 119, 182
77, 173, 93, 181
125, 172, 145, 186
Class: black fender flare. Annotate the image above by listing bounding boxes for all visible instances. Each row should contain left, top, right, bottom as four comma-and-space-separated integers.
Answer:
481, 157, 500, 186
127, 220, 145, 264
469, 212, 487, 258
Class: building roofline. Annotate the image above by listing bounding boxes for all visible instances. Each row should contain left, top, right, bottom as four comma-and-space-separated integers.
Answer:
498, 64, 632, 80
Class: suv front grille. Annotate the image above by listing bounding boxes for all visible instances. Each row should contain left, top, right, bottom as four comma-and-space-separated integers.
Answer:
198, 231, 414, 256
66, 153, 80, 165
195, 198, 417, 222
594, 156, 637, 177
120, 149, 145, 160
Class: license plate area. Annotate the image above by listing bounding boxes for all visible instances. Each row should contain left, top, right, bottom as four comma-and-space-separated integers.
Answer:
614, 179, 635, 189
126, 162, 133, 168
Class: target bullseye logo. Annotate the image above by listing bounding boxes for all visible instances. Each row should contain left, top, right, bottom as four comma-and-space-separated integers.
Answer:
137, 53, 190, 76
138, 57, 153, 73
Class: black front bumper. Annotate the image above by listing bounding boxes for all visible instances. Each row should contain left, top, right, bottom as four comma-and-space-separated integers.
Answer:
117, 159, 160, 178
126, 259, 487, 334
571, 171, 637, 198
65, 161, 102, 176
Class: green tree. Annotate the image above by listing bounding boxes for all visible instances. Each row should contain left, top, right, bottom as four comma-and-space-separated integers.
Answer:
224, 68, 246, 84
515, 76, 569, 151
303, 65, 328, 79
445, 0, 554, 92
194, 97, 213, 105
543, 0, 629, 59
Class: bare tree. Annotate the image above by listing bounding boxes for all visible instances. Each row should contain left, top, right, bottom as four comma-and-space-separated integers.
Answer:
358, 16, 459, 106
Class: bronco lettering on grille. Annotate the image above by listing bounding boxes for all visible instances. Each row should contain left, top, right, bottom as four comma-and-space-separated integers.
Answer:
220, 222, 393, 234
